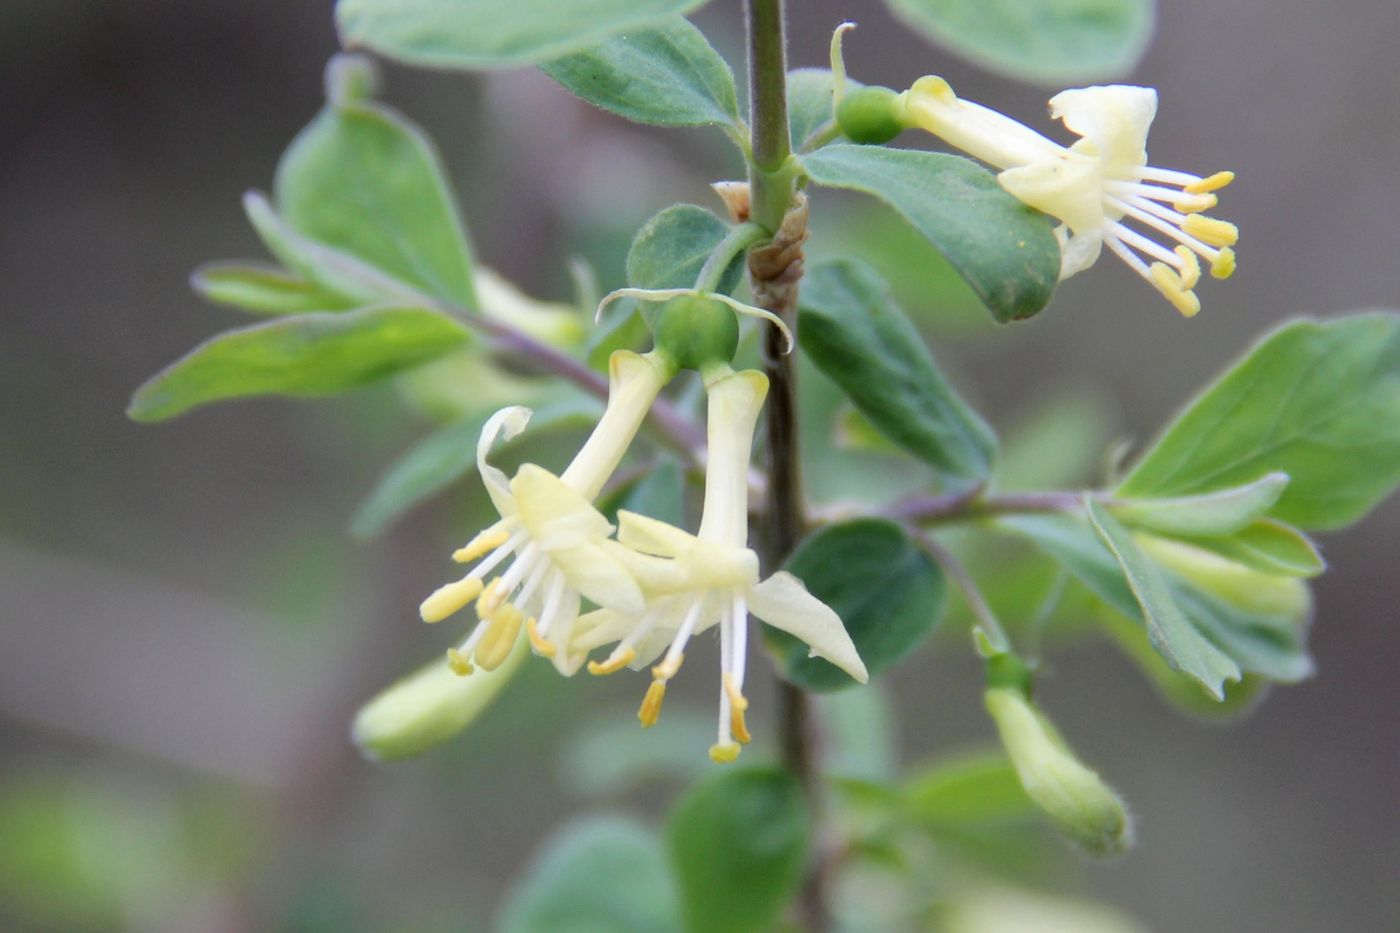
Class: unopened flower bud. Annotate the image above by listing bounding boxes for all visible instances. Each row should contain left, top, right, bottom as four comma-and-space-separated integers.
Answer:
985, 687, 1133, 857
352, 637, 527, 761
836, 85, 905, 145
652, 295, 740, 372
1137, 534, 1311, 621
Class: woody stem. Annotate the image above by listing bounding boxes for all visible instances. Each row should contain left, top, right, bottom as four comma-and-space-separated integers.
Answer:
745, 1, 828, 930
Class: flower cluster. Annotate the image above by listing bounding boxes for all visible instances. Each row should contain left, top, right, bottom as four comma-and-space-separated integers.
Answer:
419, 348, 866, 762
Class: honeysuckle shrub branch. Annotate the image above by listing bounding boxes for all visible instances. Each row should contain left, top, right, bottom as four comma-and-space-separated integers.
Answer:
130, 1, 1400, 929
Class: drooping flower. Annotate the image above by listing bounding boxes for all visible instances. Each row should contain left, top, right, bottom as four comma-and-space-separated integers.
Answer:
418, 349, 673, 676
902, 78, 1238, 317
569, 366, 868, 763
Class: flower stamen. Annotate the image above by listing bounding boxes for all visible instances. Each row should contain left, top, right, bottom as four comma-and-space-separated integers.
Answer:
638, 679, 667, 728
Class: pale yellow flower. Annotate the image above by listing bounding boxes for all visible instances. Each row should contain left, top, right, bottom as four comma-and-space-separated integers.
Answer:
569, 367, 868, 762
419, 350, 672, 676
904, 79, 1238, 317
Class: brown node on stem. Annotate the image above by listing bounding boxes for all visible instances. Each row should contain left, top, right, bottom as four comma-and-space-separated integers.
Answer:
747, 192, 809, 317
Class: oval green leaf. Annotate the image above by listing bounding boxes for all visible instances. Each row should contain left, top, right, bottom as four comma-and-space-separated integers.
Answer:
128, 306, 468, 421
800, 145, 1060, 322
337, 0, 710, 70
766, 518, 946, 691
541, 16, 739, 129
666, 767, 807, 933
1117, 312, 1400, 531
627, 204, 744, 293
275, 71, 477, 307
800, 259, 996, 481
884, 0, 1154, 85
499, 817, 681, 933
903, 752, 1034, 829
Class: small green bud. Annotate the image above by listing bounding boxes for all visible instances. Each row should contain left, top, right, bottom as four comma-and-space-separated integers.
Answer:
651, 295, 740, 372
836, 85, 905, 145
985, 687, 1133, 857
325, 53, 379, 107
352, 637, 527, 761
984, 651, 1034, 696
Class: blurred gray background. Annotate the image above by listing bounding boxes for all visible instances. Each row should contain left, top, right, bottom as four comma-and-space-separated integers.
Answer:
2, 1, 1397, 930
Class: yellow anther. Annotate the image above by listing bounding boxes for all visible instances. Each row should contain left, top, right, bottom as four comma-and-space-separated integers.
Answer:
638, 679, 667, 728
453, 526, 511, 564
1149, 263, 1202, 318
1184, 171, 1235, 194
475, 605, 524, 671
476, 577, 508, 617
419, 577, 484, 623
445, 647, 474, 677
1183, 214, 1239, 248
1211, 247, 1236, 279
708, 742, 742, 764
1173, 192, 1218, 214
652, 654, 684, 682
526, 617, 556, 658
724, 675, 752, 745
1174, 245, 1202, 289
587, 647, 636, 676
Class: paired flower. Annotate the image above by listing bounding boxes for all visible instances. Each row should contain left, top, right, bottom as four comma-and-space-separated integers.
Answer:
570, 366, 867, 762
900, 78, 1237, 318
418, 347, 865, 761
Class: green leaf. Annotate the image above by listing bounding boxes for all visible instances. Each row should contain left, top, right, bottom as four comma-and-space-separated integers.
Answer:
541, 16, 739, 129
275, 82, 476, 307
1097, 609, 1270, 720
883, 0, 1154, 84
800, 145, 1059, 322
1117, 313, 1400, 531
587, 304, 651, 371
1176, 519, 1325, 578
1172, 584, 1312, 683
499, 817, 681, 933
800, 259, 996, 481
128, 307, 467, 421
559, 710, 713, 797
352, 396, 601, 537
1109, 472, 1288, 537
1000, 514, 1299, 711
787, 68, 860, 151
191, 262, 355, 315
903, 751, 1034, 829
627, 204, 744, 294
667, 768, 807, 933
767, 519, 946, 691
337, 0, 709, 70
1084, 500, 1241, 698
598, 457, 687, 527
823, 685, 897, 782
243, 192, 433, 306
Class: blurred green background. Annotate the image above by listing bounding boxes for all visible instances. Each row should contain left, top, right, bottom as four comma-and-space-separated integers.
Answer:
2, 1, 1397, 930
